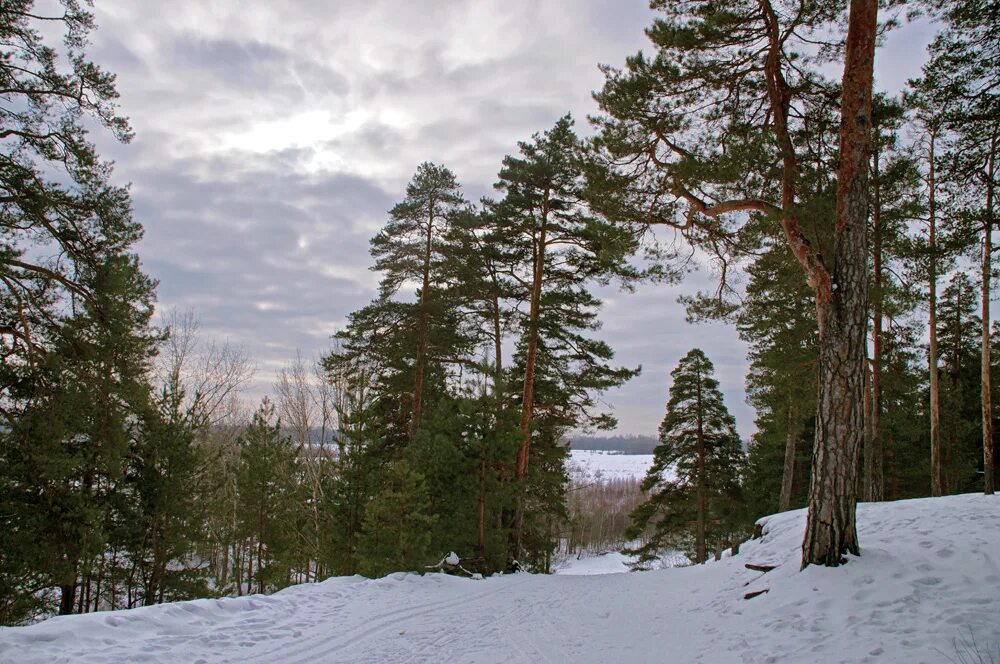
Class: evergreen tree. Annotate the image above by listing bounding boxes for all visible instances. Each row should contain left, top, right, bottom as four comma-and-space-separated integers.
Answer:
737, 225, 818, 517
369, 162, 469, 437
493, 114, 641, 559
233, 402, 303, 594
356, 460, 435, 578
865, 95, 923, 501
125, 382, 212, 607
0, 254, 157, 618
404, 392, 520, 572
921, 0, 999, 493
318, 361, 390, 576
626, 349, 745, 566
591, 0, 881, 567
936, 274, 982, 493
0, 2, 160, 621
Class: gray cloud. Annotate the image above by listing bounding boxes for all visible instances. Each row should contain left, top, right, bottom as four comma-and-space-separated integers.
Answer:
86, 0, 935, 438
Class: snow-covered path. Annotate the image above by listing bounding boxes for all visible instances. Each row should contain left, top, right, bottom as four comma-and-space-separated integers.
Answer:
3, 494, 999, 663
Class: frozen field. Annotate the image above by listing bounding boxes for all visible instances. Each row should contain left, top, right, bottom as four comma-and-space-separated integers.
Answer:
566, 449, 654, 483
2, 493, 997, 663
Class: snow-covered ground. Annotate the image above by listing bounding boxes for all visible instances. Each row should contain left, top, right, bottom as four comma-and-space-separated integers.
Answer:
566, 449, 654, 483
3, 493, 999, 663
552, 549, 689, 575
553, 550, 636, 575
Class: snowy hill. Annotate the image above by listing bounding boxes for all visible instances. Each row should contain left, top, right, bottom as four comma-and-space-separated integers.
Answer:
2, 494, 998, 663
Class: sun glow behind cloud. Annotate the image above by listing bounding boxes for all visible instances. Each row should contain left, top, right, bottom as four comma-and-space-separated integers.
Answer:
88, 0, 935, 436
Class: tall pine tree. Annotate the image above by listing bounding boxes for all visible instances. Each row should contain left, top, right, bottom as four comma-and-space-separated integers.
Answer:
626, 349, 745, 566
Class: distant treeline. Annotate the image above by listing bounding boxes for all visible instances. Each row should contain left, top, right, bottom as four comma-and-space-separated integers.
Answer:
570, 435, 657, 454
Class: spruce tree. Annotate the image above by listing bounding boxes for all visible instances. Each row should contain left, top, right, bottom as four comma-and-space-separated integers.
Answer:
626, 349, 745, 566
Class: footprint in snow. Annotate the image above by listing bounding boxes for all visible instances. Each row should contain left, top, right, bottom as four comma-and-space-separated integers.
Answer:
913, 577, 941, 586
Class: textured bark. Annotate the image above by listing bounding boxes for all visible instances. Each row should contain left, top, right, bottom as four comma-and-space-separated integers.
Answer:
801, 0, 876, 568
983, 133, 996, 495
928, 130, 942, 497
778, 404, 796, 512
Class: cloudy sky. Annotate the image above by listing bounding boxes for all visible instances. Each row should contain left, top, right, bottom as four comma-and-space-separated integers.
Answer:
86, 1, 937, 438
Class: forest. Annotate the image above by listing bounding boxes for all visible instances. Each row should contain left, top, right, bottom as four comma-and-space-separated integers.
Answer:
0, 0, 997, 628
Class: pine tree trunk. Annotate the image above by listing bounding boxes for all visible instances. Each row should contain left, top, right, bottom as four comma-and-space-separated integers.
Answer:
695, 365, 707, 563
862, 360, 873, 499
410, 199, 436, 437
928, 129, 943, 497
477, 457, 486, 551
868, 147, 884, 502
801, 0, 876, 568
512, 190, 549, 559
982, 134, 996, 495
59, 582, 76, 616
779, 403, 796, 512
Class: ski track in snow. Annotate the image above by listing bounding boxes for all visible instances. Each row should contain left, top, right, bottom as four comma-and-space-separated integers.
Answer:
2, 493, 999, 663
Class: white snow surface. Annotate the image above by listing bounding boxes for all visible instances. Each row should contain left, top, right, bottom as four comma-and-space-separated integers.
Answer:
3, 493, 999, 663
552, 550, 636, 575
552, 548, 689, 575
566, 449, 654, 483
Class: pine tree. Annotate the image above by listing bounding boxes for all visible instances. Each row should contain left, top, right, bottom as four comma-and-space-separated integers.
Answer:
737, 227, 818, 517
319, 367, 387, 577
356, 460, 435, 578
493, 114, 641, 559
125, 381, 212, 607
626, 349, 745, 566
591, 0, 880, 567
233, 402, 303, 594
865, 95, 922, 501
904, 79, 965, 498
0, 3, 159, 621
403, 392, 520, 572
369, 163, 469, 437
0, 254, 157, 618
921, 0, 999, 493
936, 274, 982, 493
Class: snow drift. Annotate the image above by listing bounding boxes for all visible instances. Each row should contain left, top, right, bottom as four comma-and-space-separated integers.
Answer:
2, 493, 997, 663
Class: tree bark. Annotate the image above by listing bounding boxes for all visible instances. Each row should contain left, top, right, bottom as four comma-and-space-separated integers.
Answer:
778, 403, 797, 512
59, 582, 76, 616
862, 360, 873, 499
801, 0, 876, 568
928, 129, 943, 497
982, 130, 996, 495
